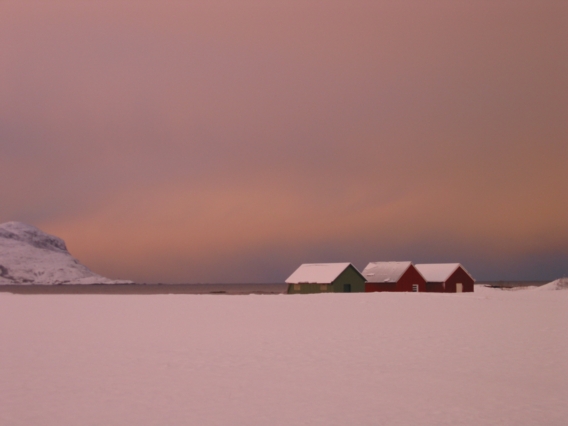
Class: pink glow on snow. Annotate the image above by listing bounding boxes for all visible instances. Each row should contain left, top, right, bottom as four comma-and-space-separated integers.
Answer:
1, 287, 566, 425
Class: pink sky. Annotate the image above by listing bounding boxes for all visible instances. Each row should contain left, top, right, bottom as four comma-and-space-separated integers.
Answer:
1, 1, 567, 283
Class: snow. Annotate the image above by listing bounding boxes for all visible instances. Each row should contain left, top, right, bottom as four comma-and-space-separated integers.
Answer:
0, 221, 131, 285
415, 263, 473, 282
285, 262, 354, 284
1, 287, 567, 426
362, 261, 413, 283
536, 277, 568, 291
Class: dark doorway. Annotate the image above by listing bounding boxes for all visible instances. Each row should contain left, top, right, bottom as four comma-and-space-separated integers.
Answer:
343, 284, 351, 292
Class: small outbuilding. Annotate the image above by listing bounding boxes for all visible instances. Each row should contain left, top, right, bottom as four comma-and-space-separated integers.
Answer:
414, 263, 475, 293
286, 263, 366, 294
362, 261, 426, 292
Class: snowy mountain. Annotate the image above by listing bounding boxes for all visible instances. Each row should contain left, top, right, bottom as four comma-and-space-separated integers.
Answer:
0, 221, 131, 285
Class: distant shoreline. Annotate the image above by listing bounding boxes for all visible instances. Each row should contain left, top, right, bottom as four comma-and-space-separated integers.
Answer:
0, 283, 289, 295
479, 280, 549, 288
0, 281, 551, 295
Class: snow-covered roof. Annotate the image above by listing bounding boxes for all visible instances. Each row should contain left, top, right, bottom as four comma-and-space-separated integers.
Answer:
361, 261, 416, 283
285, 263, 360, 284
414, 263, 473, 282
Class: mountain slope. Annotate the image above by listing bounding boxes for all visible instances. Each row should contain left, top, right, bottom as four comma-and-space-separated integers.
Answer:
0, 222, 131, 285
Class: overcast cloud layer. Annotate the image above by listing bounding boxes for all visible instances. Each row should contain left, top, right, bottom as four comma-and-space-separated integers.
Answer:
1, 1, 567, 283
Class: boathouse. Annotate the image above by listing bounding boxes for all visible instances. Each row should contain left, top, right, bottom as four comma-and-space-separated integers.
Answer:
362, 261, 426, 292
286, 263, 366, 294
414, 263, 475, 293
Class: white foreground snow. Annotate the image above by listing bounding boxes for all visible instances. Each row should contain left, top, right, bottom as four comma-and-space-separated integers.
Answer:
1, 286, 567, 425
0, 222, 130, 284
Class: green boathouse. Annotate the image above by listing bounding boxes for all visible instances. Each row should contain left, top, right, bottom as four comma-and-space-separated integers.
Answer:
285, 262, 367, 294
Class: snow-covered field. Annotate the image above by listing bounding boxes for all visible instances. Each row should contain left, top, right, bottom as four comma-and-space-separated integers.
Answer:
1, 286, 566, 426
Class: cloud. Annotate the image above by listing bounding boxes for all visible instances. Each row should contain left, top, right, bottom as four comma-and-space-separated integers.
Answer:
1, 1, 566, 281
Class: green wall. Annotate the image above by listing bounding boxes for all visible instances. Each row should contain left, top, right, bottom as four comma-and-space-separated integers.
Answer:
287, 283, 332, 294
331, 265, 366, 293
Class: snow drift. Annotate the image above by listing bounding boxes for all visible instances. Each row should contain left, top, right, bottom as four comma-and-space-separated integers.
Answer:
538, 277, 568, 291
0, 221, 131, 285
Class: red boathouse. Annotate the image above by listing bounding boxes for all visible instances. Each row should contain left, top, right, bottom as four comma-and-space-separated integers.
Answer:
362, 261, 426, 292
414, 263, 475, 293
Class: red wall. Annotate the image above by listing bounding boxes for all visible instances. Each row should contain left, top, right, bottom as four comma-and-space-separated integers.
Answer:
365, 265, 426, 292
425, 267, 475, 293
366, 282, 397, 292
444, 267, 475, 292
426, 283, 445, 292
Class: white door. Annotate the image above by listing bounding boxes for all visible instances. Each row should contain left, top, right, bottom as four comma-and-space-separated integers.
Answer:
456, 283, 463, 293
